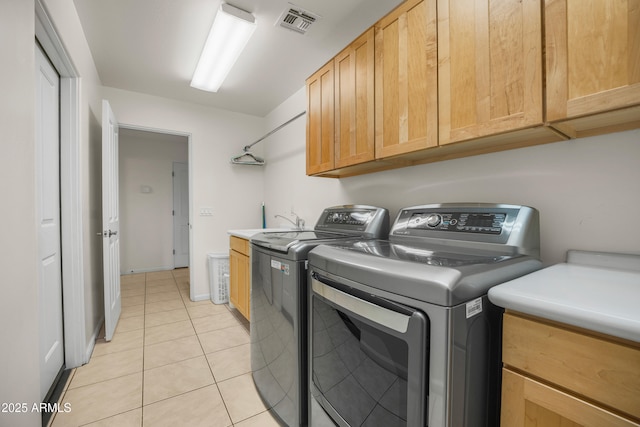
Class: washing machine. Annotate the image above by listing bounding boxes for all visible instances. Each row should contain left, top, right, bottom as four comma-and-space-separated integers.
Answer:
251, 205, 390, 426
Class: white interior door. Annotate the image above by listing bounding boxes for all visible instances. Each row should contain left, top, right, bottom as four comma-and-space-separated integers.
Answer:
36, 44, 65, 400
173, 162, 189, 268
102, 100, 121, 341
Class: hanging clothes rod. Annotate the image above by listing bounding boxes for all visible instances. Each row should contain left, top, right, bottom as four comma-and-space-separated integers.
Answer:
242, 110, 306, 152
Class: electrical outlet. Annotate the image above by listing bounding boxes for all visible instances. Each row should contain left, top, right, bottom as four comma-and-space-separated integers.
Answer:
199, 207, 214, 216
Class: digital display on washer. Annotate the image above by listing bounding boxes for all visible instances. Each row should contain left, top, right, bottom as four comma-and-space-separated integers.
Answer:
407, 212, 505, 234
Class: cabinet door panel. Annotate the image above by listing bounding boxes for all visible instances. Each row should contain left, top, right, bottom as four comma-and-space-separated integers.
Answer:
502, 369, 640, 427
438, 0, 543, 145
546, 0, 640, 122
335, 29, 375, 168
306, 62, 335, 174
375, 0, 437, 158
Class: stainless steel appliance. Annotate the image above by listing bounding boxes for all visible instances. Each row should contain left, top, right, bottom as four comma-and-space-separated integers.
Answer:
250, 205, 390, 427
308, 203, 541, 427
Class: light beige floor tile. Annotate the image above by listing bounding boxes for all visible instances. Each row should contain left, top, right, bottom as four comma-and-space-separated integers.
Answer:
172, 268, 189, 277
146, 270, 174, 281
206, 343, 251, 382
121, 304, 145, 319
52, 373, 142, 427
234, 410, 283, 427
122, 295, 146, 307
122, 285, 146, 297
81, 408, 142, 427
144, 336, 203, 370
116, 315, 145, 334
145, 283, 177, 295
92, 329, 144, 357
187, 303, 230, 319
144, 307, 189, 328
181, 294, 213, 307
121, 273, 145, 285
144, 320, 195, 346
144, 290, 181, 304
218, 373, 268, 424
145, 299, 185, 314
142, 385, 231, 427
191, 310, 241, 335
143, 356, 214, 405
145, 278, 176, 288
198, 325, 250, 354
71, 348, 143, 389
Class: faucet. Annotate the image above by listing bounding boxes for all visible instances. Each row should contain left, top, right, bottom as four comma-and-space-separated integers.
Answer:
274, 212, 305, 230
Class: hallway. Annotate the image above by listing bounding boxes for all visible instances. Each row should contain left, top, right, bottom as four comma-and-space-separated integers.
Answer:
50, 269, 281, 426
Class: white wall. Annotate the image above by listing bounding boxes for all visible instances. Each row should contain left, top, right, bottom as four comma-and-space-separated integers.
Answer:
119, 129, 188, 273
1, 0, 103, 424
264, 87, 640, 266
102, 87, 266, 300
0, 2, 41, 425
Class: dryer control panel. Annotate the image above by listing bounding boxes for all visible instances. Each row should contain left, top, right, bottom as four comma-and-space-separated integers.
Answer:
391, 203, 540, 257
407, 211, 506, 234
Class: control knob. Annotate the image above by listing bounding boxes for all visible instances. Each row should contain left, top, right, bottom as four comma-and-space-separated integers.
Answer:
425, 214, 442, 227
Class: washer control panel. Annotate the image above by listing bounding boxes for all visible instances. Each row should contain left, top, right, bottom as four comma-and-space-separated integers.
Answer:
315, 205, 390, 238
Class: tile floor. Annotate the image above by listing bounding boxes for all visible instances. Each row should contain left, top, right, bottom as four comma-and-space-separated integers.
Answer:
50, 269, 283, 427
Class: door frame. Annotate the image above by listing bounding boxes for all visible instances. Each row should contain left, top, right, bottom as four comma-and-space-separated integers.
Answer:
172, 161, 190, 269
35, 1, 85, 368
119, 124, 194, 297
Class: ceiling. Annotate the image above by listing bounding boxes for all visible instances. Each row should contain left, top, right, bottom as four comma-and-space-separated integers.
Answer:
73, 0, 403, 117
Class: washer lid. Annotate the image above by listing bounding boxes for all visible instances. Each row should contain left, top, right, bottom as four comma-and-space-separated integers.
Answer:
251, 230, 348, 253
308, 242, 541, 306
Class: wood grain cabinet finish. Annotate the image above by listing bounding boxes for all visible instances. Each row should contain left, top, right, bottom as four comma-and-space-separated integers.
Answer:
335, 28, 375, 168
545, 0, 640, 137
374, 0, 438, 158
437, 0, 550, 144
229, 236, 250, 320
500, 312, 640, 426
306, 61, 335, 175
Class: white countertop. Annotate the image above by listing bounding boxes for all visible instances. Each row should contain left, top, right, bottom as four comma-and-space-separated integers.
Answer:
488, 251, 640, 343
227, 228, 293, 240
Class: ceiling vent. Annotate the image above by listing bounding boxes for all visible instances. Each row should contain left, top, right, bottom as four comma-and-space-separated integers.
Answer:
276, 4, 320, 35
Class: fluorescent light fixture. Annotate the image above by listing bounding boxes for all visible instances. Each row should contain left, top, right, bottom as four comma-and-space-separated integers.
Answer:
190, 3, 257, 92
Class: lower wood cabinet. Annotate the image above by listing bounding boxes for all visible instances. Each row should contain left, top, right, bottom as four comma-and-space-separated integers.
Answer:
500, 312, 640, 426
229, 236, 250, 320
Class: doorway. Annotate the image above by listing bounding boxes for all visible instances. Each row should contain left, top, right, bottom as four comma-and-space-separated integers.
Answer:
118, 128, 190, 274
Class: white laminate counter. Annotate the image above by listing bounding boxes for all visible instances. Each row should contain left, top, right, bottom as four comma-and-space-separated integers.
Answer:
488, 250, 640, 343
227, 228, 293, 240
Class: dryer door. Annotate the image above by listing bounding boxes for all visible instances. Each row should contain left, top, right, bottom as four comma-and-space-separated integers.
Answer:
310, 272, 429, 427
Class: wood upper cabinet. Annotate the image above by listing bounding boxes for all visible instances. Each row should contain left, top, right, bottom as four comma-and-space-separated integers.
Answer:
545, 0, 640, 137
374, 0, 438, 158
335, 28, 375, 168
437, 0, 545, 145
306, 61, 335, 174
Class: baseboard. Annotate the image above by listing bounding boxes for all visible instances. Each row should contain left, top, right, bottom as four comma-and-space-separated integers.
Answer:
121, 266, 174, 274
191, 293, 211, 302
85, 316, 104, 363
